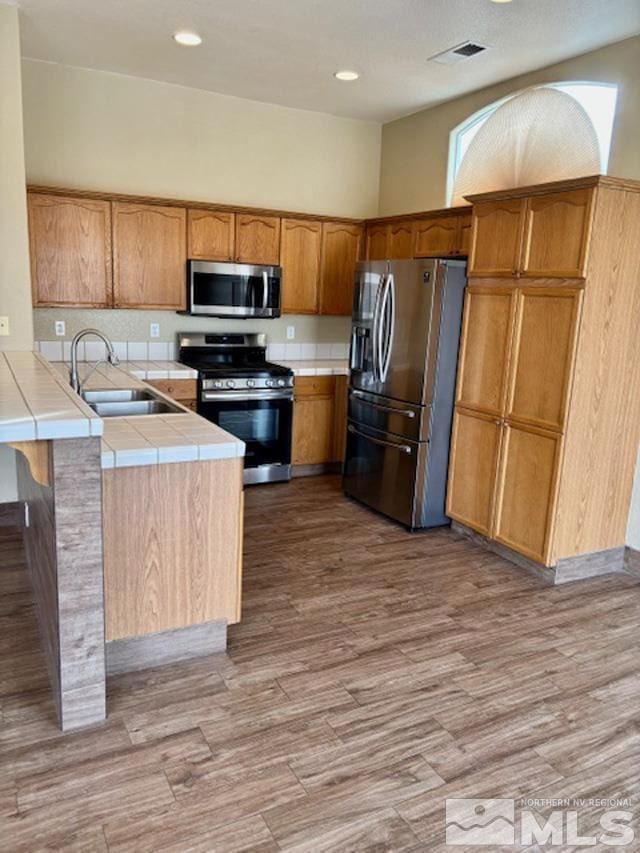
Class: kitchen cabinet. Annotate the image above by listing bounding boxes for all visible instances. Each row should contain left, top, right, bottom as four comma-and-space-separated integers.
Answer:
187, 209, 235, 261
147, 379, 198, 411
112, 202, 186, 309
520, 189, 593, 278
449, 176, 640, 571
319, 222, 363, 315
365, 223, 390, 260
235, 214, 281, 265
28, 192, 112, 307
468, 189, 594, 279
280, 218, 322, 314
365, 220, 414, 261
413, 215, 461, 258
292, 375, 346, 466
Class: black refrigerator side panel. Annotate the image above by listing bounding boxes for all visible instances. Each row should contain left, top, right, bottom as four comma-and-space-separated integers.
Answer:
417, 261, 467, 528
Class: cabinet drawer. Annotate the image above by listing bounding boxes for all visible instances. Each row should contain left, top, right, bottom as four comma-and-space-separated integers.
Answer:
295, 376, 336, 398
147, 379, 197, 401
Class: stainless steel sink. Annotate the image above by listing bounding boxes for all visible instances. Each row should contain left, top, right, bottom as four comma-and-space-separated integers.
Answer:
81, 388, 184, 417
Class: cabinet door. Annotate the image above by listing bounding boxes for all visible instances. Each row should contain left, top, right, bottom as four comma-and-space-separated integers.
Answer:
493, 423, 561, 564
366, 224, 389, 260
456, 286, 517, 416
468, 199, 525, 277
292, 397, 335, 465
319, 222, 363, 315
113, 203, 186, 309
235, 214, 281, 264
388, 221, 415, 259
447, 408, 503, 536
414, 216, 459, 257
187, 210, 235, 260
280, 218, 322, 314
28, 193, 112, 307
507, 288, 582, 432
457, 214, 472, 256
521, 189, 594, 278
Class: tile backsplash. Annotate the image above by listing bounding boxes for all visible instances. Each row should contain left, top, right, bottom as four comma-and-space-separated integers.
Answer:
35, 340, 349, 362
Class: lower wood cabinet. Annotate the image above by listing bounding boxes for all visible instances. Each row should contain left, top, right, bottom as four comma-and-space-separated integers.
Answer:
292, 375, 347, 467
147, 379, 197, 411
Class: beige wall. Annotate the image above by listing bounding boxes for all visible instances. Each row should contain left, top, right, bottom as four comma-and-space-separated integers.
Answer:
378, 36, 640, 215
21, 60, 381, 219
0, 4, 33, 501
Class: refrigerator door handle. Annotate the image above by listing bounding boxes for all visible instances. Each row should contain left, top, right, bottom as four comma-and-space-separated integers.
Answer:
380, 273, 395, 383
371, 273, 386, 382
351, 389, 416, 418
347, 423, 413, 454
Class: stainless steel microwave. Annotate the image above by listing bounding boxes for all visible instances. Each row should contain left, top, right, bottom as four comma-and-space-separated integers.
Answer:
187, 260, 282, 318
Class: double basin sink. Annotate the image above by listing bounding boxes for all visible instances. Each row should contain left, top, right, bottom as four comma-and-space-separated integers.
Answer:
81, 388, 184, 418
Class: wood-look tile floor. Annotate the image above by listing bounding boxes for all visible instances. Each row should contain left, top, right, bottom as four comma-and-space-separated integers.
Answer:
1, 475, 640, 852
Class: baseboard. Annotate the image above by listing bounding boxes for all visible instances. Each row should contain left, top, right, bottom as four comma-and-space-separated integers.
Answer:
0, 501, 22, 527
624, 547, 640, 578
106, 619, 227, 676
451, 521, 625, 585
292, 462, 342, 478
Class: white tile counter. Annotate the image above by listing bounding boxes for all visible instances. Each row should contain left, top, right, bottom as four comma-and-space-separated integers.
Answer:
47, 361, 244, 469
283, 360, 349, 377
0, 352, 103, 442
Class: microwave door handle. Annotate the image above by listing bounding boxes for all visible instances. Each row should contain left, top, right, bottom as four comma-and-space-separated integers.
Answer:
262, 271, 269, 311
347, 423, 412, 454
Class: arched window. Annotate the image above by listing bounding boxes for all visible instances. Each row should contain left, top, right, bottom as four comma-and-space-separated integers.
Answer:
447, 82, 618, 206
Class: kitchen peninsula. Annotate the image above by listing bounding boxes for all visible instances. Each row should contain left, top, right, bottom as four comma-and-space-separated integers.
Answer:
0, 352, 244, 731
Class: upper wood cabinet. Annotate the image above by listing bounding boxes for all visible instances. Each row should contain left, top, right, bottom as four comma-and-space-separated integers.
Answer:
520, 189, 593, 279
187, 209, 234, 260
235, 214, 281, 264
280, 218, 322, 314
468, 199, 525, 277
112, 202, 186, 309
458, 215, 472, 256
413, 215, 460, 258
319, 222, 363, 316
456, 286, 517, 416
507, 288, 582, 432
388, 221, 415, 259
365, 224, 389, 261
28, 193, 112, 307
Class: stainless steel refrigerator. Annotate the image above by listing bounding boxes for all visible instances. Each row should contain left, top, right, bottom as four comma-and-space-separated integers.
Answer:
343, 258, 467, 529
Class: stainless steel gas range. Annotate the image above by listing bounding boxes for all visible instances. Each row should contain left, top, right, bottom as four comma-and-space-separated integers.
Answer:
178, 333, 294, 485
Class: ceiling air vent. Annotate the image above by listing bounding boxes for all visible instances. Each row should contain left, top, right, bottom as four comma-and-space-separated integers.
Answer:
429, 41, 490, 65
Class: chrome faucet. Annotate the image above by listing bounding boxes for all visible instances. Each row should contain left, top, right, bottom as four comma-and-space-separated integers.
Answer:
70, 328, 120, 394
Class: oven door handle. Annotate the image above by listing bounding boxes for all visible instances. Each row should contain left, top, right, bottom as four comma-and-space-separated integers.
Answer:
201, 389, 293, 402
347, 423, 413, 454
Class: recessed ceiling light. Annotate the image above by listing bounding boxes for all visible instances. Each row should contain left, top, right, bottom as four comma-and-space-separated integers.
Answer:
334, 70, 359, 82
174, 31, 202, 47
490, 0, 513, 3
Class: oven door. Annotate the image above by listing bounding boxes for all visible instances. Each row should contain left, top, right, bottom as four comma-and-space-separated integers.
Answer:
188, 261, 281, 318
198, 390, 292, 483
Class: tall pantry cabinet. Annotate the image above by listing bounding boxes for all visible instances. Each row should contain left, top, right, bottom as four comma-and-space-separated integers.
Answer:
447, 176, 640, 572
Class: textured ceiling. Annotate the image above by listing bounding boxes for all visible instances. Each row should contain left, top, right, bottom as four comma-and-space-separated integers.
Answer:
16, 0, 640, 122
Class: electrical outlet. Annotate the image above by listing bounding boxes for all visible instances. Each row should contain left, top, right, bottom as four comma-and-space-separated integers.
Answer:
0, 316, 9, 337
286, 325, 295, 340
150, 323, 160, 338
55, 320, 66, 336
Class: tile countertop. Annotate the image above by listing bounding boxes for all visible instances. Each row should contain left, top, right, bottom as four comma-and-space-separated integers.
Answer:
0, 352, 103, 443
280, 360, 349, 377
46, 361, 244, 470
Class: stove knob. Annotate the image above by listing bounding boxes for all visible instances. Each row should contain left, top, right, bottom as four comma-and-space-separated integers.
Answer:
265, 378, 274, 387
276, 378, 286, 387
226, 379, 236, 389
246, 379, 256, 388
213, 380, 223, 389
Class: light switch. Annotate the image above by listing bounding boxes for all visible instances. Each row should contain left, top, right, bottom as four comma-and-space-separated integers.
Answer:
286, 325, 296, 340
150, 323, 160, 338
55, 320, 66, 336
0, 316, 9, 336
